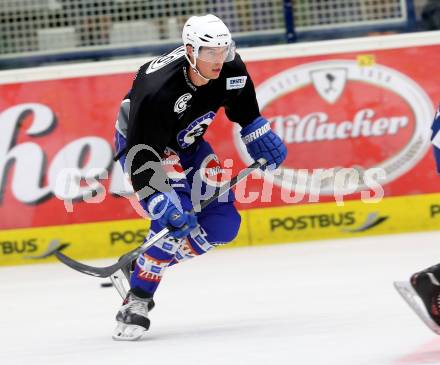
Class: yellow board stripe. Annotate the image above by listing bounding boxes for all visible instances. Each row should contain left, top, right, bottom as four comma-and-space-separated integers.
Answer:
2, 192, 440, 266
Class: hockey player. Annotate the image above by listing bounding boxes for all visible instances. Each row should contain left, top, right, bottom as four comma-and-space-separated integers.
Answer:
112, 14, 287, 340
394, 104, 440, 334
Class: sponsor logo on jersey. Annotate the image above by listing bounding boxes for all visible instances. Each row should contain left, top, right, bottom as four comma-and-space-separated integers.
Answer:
146, 46, 186, 74
226, 76, 247, 90
199, 153, 228, 188
177, 111, 216, 148
233, 60, 434, 195
174, 93, 192, 114
161, 147, 186, 180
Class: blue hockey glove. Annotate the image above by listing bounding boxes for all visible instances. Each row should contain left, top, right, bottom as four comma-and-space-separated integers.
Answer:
240, 116, 287, 170
146, 192, 198, 239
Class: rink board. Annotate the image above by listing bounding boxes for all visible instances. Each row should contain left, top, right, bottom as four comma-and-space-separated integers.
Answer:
2, 31, 440, 266
2, 191, 440, 266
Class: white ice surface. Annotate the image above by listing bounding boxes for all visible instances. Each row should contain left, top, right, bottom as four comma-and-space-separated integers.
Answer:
2, 231, 440, 365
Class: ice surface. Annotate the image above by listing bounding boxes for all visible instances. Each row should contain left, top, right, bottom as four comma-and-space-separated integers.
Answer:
2, 231, 440, 365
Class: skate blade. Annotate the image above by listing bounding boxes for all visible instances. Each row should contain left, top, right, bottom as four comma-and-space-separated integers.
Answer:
394, 281, 440, 335
112, 322, 147, 341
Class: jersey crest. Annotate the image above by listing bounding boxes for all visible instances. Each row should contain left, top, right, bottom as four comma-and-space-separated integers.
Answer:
177, 111, 216, 148
174, 93, 192, 113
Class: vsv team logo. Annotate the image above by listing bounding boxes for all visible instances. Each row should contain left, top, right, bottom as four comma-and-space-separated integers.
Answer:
177, 111, 216, 148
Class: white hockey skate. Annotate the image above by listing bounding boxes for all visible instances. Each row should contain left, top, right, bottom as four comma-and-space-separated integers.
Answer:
394, 279, 440, 335
112, 291, 155, 341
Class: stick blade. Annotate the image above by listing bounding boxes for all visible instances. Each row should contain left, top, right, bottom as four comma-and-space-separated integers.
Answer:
53, 249, 117, 278
24, 240, 70, 259
394, 281, 440, 335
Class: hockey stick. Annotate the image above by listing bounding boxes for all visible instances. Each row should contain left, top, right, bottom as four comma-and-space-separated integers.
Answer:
109, 269, 130, 299
51, 158, 266, 278
25, 240, 70, 259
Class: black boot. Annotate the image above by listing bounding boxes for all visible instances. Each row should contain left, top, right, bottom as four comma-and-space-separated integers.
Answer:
394, 264, 440, 334
410, 266, 440, 326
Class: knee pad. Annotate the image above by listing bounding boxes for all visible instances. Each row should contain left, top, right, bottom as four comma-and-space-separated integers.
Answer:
199, 203, 241, 244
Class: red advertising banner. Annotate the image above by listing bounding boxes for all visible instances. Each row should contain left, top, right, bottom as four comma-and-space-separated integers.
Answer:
0, 44, 439, 230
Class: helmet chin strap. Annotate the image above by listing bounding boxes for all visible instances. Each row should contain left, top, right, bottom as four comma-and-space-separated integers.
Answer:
185, 53, 212, 82
191, 65, 211, 82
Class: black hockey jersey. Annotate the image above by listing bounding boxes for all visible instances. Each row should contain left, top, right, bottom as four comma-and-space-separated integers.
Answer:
117, 46, 261, 199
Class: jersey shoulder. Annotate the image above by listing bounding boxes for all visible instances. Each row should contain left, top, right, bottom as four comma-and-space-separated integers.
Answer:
220, 52, 248, 76
218, 52, 252, 92
133, 46, 187, 99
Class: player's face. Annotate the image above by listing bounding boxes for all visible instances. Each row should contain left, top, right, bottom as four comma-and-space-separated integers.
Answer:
196, 46, 229, 79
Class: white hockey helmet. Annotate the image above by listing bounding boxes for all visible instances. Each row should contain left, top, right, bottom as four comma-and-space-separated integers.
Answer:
182, 14, 236, 67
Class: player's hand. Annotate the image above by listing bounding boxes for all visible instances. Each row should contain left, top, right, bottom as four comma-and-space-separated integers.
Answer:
240, 116, 287, 170
146, 192, 198, 239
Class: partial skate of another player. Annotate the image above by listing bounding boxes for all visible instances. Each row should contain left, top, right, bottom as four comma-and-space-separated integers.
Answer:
394, 267, 440, 335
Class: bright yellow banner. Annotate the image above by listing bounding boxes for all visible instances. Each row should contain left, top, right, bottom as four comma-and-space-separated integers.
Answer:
2, 193, 440, 266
